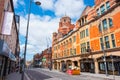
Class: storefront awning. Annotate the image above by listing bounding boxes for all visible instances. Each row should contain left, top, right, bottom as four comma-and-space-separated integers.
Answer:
0, 40, 16, 61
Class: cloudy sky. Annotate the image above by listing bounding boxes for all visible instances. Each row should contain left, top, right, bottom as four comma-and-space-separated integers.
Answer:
13, 0, 94, 61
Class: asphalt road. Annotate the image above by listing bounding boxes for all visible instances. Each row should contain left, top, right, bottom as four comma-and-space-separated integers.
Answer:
25, 70, 52, 80
25, 68, 114, 80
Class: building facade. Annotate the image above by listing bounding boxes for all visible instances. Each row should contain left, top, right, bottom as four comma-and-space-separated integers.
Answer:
41, 47, 52, 68
52, 0, 120, 75
0, 0, 20, 79
33, 47, 52, 69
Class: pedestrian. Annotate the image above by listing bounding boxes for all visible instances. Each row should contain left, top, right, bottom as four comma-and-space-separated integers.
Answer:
48, 64, 52, 71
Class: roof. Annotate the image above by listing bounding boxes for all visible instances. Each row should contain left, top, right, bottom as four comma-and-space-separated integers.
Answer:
80, 6, 91, 18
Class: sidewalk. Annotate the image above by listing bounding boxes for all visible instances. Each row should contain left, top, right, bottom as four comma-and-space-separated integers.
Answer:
40, 68, 120, 80
81, 72, 120, 80
5, 72, 30, 80
5, 72, 21, 80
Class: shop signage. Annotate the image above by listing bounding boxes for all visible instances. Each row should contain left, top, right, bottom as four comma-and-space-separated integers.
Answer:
1, 11, 13, 35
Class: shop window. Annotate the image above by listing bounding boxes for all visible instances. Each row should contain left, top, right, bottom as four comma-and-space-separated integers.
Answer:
99, 62, 105, 70
81, 63, 84, 69
108, 62, 112, 71
111, 34, 116, 48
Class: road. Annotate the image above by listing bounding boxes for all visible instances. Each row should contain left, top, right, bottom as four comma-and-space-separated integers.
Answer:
25, 68, 113, 80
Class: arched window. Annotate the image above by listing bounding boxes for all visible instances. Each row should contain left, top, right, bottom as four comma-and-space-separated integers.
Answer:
108, 18, 113, 27
102, 19, 107, 30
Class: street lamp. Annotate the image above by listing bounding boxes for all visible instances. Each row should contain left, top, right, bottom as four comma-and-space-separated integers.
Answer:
110, 54, 115, 80
21, 0, 41, 80
101, 29, 108, 76
93, 16, 108, 76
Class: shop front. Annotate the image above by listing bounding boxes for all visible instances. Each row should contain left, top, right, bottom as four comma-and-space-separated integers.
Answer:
0, 40, 16, 80
97, 55, 120, 75
80, 58, 95, 73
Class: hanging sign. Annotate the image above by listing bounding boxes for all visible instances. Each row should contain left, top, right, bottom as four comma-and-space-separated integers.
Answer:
1, 11, 14, 35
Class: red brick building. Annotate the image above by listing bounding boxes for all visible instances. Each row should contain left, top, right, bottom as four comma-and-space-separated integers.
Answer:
0, 0, 20, 79
52, 0, 120, 75
33, 47, 52, 68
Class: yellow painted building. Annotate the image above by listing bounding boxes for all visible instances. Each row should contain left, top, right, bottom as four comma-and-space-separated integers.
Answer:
52, 0, 120, 75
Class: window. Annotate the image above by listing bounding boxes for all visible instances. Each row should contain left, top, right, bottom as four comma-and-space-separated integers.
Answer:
64, 19, 66, 22
100, 5, 105, 14
5, 2, 10, 11
81, 43, 86, 53
70, 48, 72, 56
69, 38, 72, 43
104, 36, 110, 48
99, 62, 105, 70
108, 62, 112, 71
81, 63, 84, 69
102, 19, 107, 30
111, 34, 116, 47
108, 18, 113, 27
73, 48, 76, 55
97, 9, 100, 16
67, 49, 69, 55
64, 50, 67, 57
80, 30, 85, 39
82, 18, 84, 25
87, 42, 90, 49
66, 40, 68, 47
73, 36, 76, 42
106, 1, 110, 10
100, 38, 104, 50
98, 23, 102, 32
86, 28, 89, 36
58, 45, 60, 49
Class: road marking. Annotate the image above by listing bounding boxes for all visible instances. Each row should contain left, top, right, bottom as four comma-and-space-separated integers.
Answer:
44, 78, 62, 80
25, 73, 31, 80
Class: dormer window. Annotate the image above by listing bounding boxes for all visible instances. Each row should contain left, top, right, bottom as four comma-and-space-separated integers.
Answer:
97, 9, 100, 16
106, 1, 110, 10
100, 4, 105, 14
96, 1, 110, 16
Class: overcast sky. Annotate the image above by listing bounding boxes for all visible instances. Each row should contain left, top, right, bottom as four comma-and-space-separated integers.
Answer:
13, 0, 94, 61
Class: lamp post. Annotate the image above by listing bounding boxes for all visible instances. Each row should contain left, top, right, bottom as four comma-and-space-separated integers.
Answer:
101, 30, 108, 76
93, 16, 108, 76
110, 54, 115, 80
21, 0, 41, 80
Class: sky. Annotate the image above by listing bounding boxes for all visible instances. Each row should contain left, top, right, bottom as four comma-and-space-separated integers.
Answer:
13, 0, 94, 61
